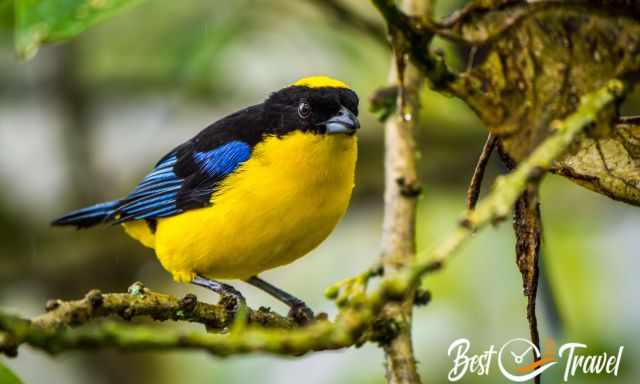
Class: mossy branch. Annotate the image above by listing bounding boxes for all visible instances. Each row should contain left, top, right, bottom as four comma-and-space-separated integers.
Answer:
0, 281, 375, 357
0, 311, 357, 357
34, 282, 297, 331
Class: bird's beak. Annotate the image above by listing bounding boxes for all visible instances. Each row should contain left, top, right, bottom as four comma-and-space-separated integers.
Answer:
324, 106, 360, 135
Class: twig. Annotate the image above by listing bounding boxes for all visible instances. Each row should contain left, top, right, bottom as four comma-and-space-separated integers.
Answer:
467, 133, 497, 210
616, 115, 640, 128
326, 264, 383, 307
513, 182, 543, 384
371, 0, 457, 90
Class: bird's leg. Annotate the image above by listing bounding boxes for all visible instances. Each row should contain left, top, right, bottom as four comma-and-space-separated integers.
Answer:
192, 275, 245, 311
246, 276, 314, 324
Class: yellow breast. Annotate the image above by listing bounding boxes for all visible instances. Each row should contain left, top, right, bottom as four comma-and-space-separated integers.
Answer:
124, 131, 357, 282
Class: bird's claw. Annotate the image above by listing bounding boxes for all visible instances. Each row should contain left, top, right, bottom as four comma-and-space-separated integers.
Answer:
288, 302, 315, 325
217, 284, 246, 313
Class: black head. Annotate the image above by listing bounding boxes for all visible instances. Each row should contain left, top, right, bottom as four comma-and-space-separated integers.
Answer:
264, 76, 360, 136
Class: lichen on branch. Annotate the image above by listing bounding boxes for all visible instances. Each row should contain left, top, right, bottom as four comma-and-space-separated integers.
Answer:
0, 281, 371, 357
34, 281, 297, 331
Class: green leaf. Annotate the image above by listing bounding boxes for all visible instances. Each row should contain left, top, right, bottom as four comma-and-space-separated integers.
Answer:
0, 360, 23, 384
15, 0, 145, 59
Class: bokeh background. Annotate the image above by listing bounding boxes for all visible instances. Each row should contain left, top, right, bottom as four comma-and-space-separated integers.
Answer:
1, 1, 638, 383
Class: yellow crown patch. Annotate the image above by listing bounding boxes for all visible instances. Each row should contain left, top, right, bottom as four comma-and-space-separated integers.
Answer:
292, 76, 350, 89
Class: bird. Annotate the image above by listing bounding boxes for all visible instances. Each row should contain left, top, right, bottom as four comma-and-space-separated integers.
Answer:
52, 75, 360, 321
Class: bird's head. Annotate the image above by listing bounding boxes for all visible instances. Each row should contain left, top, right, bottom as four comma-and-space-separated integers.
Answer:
264, 76, 360, 136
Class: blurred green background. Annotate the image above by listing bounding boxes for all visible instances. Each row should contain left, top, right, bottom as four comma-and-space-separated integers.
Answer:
0, 1, 638, 383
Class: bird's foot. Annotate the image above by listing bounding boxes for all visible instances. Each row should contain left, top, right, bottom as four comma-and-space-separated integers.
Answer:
244, 276, 315, 325
217, 283, 246, 313
287, 301, 315, 325
192, 275, 246, 313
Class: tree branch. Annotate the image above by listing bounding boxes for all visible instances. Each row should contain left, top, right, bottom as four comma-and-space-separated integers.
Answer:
0, 280, 382, 357
376, 0, 429, 382
0, 311, 358, 357
33, 282, 297, 331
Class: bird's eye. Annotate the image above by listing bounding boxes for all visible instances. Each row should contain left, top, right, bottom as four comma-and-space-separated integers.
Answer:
297, 102, 312, 119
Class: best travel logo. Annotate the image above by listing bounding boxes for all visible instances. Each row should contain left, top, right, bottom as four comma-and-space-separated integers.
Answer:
447, 337, 624, 382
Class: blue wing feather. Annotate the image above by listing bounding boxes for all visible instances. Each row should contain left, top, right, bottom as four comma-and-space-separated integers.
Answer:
193, 141, 251, 178
113, 141, 251, 223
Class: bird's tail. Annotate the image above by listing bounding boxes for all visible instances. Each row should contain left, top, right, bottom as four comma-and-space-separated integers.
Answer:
51, 200, 120, 228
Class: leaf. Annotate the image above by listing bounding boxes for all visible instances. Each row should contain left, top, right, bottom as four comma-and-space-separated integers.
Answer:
450, 5, 640, 206
555, 122, 640, 206
0, 360, 23, 384
15, 0, 145, 59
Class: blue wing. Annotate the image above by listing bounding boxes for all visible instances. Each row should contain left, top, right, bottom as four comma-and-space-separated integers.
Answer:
113, 140, 251, 223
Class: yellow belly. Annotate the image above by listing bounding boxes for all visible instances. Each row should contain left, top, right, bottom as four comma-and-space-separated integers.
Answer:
122, 131, 357, 282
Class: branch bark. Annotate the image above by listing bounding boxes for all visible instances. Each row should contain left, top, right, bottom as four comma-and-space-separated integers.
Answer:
0, 281, 373, 357
377, 1, 428, 382
0, 311, 354, 357
33, 282, 297, 330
